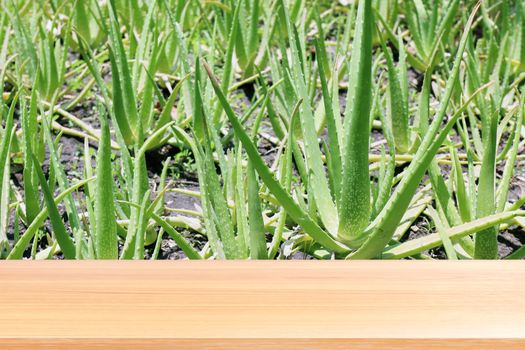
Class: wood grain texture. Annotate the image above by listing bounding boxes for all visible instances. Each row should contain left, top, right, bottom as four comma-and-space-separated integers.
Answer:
0, 261, 524, 349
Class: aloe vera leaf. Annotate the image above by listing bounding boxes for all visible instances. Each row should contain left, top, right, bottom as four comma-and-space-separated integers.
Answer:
247, 161, 268, 259
162, 0, 194, 121
382, 211, 524, 259
339, 0, 373, 243
372, 108, 396, 219
404, 0, 427, 60
379, 32, 409, 153
474, 109, 498, 259
234, 1, 249, 70
138, 55, 160, 132
428, 160, 463, 228
209, 0, 241, 126
315, 38, 342, 202
32, 155, 76, 259
234, 145, 250, 255
0, 94, 14, 179
82, 139, 96, 258
247, 0, 260, 59
0, 161, 9, 253
20, 92, 40, 225
120, 110, 151, 258
397, 34, 409, 114
451, 146, 472, 222
133, 190, 150, 260
131, 0, 156, 92
497, 98, 524, 212
94, 113, 118, 259
268, 104, 298, 259
0, 117, 14, 251
339, 1, 356, 59
108, 46, 137, 146
427, 207, 458, 260
108, 0, 138, 144
258, 76, 285, 140
519, 1, 525, 68
506, 245, 525, 260
154, 157, 171, 217
120, 150, 148, 259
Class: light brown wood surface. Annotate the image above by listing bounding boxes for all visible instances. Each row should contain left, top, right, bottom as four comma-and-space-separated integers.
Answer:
0, 261, 524, 349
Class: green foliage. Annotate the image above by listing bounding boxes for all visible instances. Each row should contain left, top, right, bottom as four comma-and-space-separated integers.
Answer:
0, 0, 524, 260
94, 112, 118, 259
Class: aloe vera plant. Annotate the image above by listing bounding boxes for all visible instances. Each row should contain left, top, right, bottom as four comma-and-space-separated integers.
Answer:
204, 0, 513, 260
0, 0, 523, 260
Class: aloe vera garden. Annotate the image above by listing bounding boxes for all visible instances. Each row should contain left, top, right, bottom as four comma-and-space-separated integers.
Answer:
0, 0, 524, 260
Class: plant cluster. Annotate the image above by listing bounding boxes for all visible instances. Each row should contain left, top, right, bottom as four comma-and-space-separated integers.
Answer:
1, 0, 524, 260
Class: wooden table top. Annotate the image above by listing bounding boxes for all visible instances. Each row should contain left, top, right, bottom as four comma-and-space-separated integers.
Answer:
0, 261, 523, 349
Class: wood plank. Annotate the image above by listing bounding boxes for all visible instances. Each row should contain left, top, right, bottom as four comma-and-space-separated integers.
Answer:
0, 261, 523, 349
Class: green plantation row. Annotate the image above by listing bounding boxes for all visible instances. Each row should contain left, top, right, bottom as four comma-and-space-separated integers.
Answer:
0, 0, 524, 260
